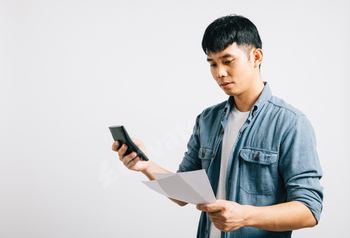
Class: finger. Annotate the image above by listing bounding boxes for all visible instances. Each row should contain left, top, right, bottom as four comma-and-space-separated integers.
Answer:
112, 141, 120, 151
196, 204, 206, 211
197, 202, 223, 213
207, 211, 224, 220
117, 144, 132, 161
126, 155, 141, 169
127, 153, 139, 166
208, 214, 220, 223
118, 144, 128, 161
122, 151, 137, 166
211, 220, 224, 231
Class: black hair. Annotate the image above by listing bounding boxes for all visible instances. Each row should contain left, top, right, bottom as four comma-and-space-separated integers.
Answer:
202, 15, 262, 57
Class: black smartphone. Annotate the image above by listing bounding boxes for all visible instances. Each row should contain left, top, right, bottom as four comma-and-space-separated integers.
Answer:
109, 125, 149, 161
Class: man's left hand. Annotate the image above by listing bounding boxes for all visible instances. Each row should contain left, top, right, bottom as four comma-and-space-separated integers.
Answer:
196, 200, 248, 233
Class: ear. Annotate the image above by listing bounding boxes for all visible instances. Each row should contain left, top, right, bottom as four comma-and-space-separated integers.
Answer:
253, 49, 263, 68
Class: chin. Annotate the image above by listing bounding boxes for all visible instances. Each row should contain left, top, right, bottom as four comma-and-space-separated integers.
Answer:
223, 89, 238, 97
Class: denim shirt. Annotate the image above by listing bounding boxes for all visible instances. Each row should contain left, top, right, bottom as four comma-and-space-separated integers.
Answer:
177, 83, 323, 238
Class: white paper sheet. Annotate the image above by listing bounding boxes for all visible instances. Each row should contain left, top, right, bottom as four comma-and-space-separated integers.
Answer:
142, 169, 216, 205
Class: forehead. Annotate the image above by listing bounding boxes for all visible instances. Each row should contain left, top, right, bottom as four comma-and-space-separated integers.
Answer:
206, 43, 248, 60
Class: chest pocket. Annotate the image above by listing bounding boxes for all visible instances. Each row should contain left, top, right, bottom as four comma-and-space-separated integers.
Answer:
239, 148, 278, 195
198, 147, 214, 172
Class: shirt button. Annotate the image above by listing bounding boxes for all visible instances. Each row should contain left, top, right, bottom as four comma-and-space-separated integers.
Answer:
220, 130, 224, 135
254, 156, 259, 161
201, 153, 205, 158
211, 154, 215, 158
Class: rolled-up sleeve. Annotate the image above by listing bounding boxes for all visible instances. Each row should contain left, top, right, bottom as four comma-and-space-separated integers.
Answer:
177, 114, 202, 173
279, 115, 324, 222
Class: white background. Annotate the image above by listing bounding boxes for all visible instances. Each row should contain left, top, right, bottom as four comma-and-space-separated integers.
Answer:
1, 0, 349, 237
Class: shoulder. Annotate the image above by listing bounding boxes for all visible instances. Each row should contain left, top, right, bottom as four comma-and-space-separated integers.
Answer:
199, 100, 227, 119
267, 95, 305, 118
263, 96, 315, 139
191, 100, 227, 131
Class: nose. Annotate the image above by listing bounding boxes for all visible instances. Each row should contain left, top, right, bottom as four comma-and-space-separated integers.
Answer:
217, 65, 228, 78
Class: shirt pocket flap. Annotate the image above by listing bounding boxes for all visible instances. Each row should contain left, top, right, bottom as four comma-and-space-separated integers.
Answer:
240, 148, 277, 165
198, 147, 213, 160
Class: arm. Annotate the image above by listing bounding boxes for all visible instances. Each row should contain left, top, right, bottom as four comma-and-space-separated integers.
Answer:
246, 201, 316, 231
112, 140, 188, 206
197, 200, 316, 233
112, 139, 170, 179
197, 116, 322, 232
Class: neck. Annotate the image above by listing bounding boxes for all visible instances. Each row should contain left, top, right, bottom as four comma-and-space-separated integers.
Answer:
234, 79, 265, 112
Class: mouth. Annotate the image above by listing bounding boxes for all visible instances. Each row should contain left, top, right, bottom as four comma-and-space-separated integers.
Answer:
219, 82, 233, 89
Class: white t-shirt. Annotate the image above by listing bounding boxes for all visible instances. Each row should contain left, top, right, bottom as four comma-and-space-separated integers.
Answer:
210, 106, 249, 238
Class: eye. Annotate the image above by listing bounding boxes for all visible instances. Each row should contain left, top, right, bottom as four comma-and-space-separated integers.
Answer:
210, 63, 217, 67
224, 59, 233, 65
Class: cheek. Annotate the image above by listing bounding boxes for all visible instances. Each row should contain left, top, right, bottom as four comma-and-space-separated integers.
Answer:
210, 68, 217, 79
226, 67, 238, 78
232, 62, 250, 77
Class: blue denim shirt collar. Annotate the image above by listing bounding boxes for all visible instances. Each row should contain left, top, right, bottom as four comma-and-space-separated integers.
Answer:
222, 82, 271, 122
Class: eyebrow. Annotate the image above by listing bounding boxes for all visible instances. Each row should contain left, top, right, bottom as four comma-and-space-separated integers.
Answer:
206, 53, 234, 62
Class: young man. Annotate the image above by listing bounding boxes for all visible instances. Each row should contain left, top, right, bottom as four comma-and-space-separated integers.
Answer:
112, 15, 323, 238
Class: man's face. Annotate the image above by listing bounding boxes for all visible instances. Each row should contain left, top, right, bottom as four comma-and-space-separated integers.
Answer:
206, 43, 257, 97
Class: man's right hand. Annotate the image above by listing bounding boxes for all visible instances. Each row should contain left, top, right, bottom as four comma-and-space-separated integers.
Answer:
112, 139, 150, 172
